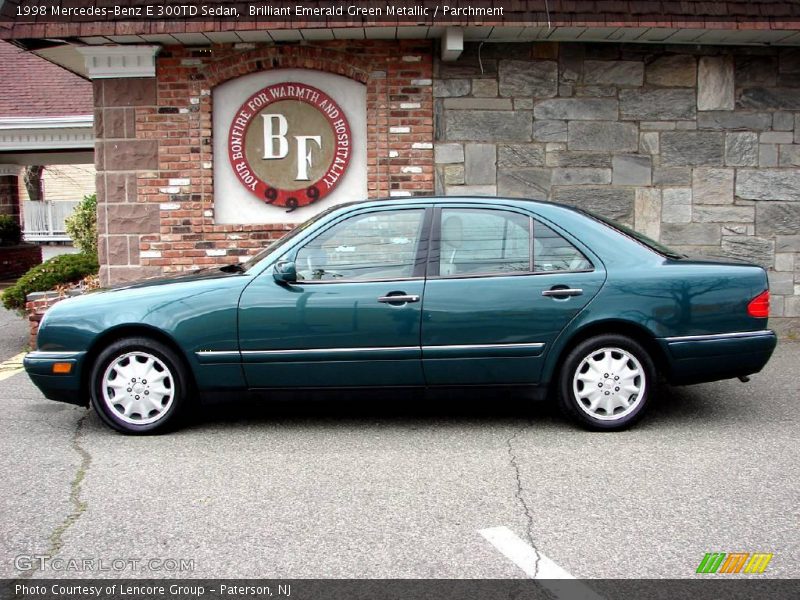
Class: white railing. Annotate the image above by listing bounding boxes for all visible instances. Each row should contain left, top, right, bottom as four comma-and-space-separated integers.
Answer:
23, 200, 79, 242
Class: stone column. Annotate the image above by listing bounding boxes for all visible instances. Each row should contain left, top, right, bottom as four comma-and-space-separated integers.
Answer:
77, 45, 161, 285
0, 165, 21, 221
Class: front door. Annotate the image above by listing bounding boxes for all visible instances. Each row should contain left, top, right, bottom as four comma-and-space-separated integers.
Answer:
421, 206, 606, 385
238, 207, 430, 388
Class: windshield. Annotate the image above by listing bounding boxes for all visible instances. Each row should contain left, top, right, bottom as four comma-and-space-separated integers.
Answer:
241, 206, 338, 272
579, 209, 685, 259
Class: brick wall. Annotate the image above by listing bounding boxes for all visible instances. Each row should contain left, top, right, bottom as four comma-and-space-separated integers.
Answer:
25, 291, 61, 349
0, 244, 41, 279
435, 42, 800, 335
95, 41, 434, 285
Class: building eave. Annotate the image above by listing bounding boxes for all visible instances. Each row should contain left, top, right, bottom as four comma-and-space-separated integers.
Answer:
0, 115, 95, 151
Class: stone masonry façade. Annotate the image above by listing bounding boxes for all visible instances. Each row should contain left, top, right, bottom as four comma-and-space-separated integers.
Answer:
95, 41, 434, 285
434, 42, 800, 336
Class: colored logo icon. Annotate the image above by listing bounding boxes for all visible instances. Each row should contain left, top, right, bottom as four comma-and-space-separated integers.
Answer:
696, 552, 774, 574
228, 82, 352, 210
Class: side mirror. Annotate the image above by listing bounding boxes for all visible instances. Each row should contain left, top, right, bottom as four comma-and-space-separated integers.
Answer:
273, 260, 297, 283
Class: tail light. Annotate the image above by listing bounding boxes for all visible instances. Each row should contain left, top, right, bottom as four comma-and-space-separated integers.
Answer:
747, 290, 770, 318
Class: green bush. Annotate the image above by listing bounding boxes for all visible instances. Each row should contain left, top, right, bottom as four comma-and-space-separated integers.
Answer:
1, 252, 99, 310
0, 214, 22, 246
64, 193, 97, 255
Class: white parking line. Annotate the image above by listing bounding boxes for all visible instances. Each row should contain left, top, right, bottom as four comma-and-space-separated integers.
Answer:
479, 526, 604, 599
0, 352, 26, 382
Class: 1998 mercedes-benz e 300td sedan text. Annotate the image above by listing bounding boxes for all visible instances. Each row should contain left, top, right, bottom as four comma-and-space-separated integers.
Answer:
24, 197, 777, 434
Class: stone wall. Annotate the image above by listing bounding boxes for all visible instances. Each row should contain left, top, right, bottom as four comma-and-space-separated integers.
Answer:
434, 42, 800, 334
95, 41, 434, 285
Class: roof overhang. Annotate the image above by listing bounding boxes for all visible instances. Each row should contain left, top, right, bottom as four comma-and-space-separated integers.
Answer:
0, 115, 95, 151
56, 24, 800, 48
18, 22, 800, 79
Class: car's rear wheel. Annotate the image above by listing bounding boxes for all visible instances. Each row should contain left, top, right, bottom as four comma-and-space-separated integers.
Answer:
559, 334, 655, 431
90, 337, 189, 434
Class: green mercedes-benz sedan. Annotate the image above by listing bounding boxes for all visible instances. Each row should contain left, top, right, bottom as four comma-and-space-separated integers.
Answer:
24, 197, 777, 434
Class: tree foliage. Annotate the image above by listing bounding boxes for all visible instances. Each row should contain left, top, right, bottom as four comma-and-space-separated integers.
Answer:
64, 193, 98, 255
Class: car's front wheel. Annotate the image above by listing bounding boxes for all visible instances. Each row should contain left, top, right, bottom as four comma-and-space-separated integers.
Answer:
90, 337, 189, 434
559, 334, 655, 431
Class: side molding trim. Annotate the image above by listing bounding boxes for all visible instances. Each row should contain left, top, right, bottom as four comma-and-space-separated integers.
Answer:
662, 330, 774, 343
195, 342, 547, 362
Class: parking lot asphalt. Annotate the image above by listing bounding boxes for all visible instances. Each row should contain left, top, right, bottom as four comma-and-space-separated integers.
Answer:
0, 307, 797, 580
0, 306, 28, 361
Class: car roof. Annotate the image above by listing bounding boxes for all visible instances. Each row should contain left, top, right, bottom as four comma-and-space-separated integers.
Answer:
334, 196, 582, 216
326, 196, 667, 268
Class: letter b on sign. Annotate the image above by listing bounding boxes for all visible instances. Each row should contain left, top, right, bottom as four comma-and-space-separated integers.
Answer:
262, 114, 322, 181
262, 114, 289, 160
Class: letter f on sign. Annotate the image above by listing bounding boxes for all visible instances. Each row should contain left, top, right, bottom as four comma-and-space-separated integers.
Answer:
262, 114, 289, 159
294, 136, 322, 181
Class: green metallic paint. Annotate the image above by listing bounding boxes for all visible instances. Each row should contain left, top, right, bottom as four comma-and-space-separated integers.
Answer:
238, 278, 426, 387
24, 197, 777, 407
31, 270, 251, 398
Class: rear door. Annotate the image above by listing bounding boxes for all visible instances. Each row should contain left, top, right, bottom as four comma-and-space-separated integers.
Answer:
421, 205, 606, 385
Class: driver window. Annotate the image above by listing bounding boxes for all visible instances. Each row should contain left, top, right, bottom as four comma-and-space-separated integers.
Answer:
294, 209, 425, 281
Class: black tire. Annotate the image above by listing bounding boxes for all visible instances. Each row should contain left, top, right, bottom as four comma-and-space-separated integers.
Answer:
89, 337, 189, 434
558, 334, 656, 431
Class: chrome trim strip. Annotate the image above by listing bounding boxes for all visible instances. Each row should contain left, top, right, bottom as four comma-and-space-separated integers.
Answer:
428, 269, 595, 281
241, 346, 419, 356
197, 342, 546, 357
662, 330, 774, 343
422, 342, 545, 351
26, 351, 83, 359
293, 277, 424, 285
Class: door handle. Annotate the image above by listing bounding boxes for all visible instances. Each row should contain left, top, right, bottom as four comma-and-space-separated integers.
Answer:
377, 294, 420, 304
542, 288, 583, 298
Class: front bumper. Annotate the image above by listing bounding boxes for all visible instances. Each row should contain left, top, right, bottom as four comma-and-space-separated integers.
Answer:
23, 351, 88, 406
658, 329, 778, 385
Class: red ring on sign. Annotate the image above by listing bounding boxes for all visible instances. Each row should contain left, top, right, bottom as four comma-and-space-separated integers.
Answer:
227, 83, 352, 209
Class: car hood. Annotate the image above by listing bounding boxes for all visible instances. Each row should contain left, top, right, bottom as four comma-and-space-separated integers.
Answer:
95, 266, 245, 294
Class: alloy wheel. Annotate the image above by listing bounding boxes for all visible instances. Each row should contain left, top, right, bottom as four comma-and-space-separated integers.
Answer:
572, 346, 645, 421
101, 351, 174, 425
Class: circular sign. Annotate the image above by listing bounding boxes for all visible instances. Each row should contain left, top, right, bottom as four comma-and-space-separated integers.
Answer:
227, 82, 352, 210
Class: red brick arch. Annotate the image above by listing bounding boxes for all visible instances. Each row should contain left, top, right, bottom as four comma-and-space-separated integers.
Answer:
201, 44, 372, 89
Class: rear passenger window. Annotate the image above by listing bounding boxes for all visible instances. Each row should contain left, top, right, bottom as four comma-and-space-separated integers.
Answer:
439, 208, 531, 276
533, 221, 592, 272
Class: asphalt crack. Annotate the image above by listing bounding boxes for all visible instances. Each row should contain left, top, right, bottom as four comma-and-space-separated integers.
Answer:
18, 410, 92, 579
506, 423, 541, 578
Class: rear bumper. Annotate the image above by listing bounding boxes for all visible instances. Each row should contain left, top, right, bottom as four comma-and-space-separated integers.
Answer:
23, 351, 87, 406
658, 330, 777, 385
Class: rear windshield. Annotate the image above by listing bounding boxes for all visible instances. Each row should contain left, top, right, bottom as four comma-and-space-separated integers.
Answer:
579, 209, 685, 260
